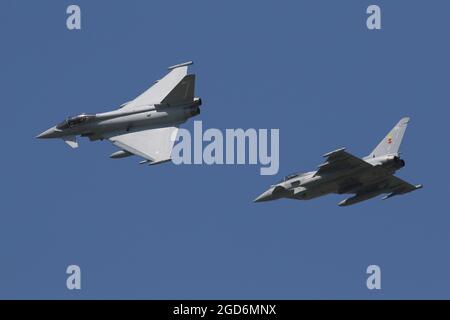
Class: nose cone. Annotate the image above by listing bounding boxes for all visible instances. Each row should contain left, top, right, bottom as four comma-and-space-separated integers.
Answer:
36, 126, 58, 139
254, 188, 275, 203
254, 185, 287, 203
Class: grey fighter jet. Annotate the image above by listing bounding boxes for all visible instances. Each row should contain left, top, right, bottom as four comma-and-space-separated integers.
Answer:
254, 117, 422, 206
37, 61, 201, 165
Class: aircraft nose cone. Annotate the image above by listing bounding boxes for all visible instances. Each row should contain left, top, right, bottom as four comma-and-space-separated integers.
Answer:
254, 185, 288, 203
36, 127, 57, 139
254, 188, 274, 203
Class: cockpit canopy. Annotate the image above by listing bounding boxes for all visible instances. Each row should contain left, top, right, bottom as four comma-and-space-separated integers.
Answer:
56, 113, 95, 130
277, 171, 313, 183
278, 173, 299, 183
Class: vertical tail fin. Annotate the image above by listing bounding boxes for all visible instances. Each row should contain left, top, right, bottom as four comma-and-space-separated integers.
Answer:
367, 117, 410, 158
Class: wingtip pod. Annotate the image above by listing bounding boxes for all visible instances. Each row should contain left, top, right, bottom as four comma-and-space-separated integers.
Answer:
382, 183, 423, 200
168, 61, 193, 70
399, 116, 410, 126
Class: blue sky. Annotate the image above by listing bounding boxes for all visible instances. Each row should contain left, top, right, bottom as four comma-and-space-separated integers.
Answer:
0, 0, 449, 299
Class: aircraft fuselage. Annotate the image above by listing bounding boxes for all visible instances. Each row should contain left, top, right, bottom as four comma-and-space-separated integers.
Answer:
37, 99, 201, 141
256, 155, 405, 202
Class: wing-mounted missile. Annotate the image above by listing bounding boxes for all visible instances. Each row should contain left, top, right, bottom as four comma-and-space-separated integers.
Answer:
110, 150, 133, 159
338, 190, 383, 207
382, 184, 423, 200
148, 159, 171, 165
381, 193, 396, 200
139, 159, 171, 165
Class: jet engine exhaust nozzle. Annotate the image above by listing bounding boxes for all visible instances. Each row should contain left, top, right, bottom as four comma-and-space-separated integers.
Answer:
397, 157, 405, 168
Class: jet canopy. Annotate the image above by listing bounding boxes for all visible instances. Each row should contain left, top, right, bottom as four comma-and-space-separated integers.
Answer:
277, 171, 313, 183
278, 173, 299, 183
56, 113, 95, 129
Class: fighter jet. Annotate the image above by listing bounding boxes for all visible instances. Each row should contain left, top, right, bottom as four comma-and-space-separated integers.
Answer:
254, 117, 422, 206
37, 61, 202, 165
